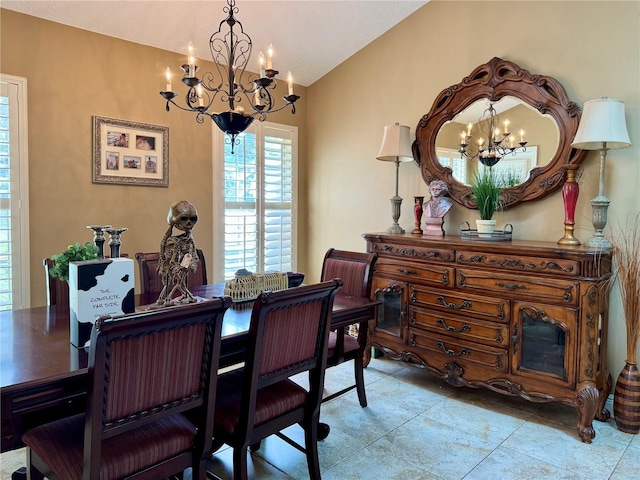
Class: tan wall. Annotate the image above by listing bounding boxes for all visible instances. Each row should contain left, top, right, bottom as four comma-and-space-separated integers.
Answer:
0, 8, 308, 304
306, 1, 639, 380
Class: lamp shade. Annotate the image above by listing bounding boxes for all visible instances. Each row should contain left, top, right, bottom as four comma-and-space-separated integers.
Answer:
376, 123, 414, 162
572, 98, 631, 150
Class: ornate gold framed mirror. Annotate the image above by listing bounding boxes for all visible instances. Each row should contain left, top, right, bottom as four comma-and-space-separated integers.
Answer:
413, 57, 586, 209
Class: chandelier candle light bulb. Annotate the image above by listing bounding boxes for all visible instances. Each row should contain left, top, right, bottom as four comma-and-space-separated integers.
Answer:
259, 52, 266, 77
187, 41, 195, 77
267, 44, 273, 69
165, 67, 172, 92
197, 85, 204, 107
288, 72, 294, 96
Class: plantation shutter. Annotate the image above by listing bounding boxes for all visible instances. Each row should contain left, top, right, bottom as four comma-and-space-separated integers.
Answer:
218, 123, 297, 281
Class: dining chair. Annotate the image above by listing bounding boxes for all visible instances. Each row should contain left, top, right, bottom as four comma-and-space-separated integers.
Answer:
43, 257, 69, 306
22, 296, 231, 480
210, 279, 342, 480
135, 248, 207, 295
320, 248, 377, 407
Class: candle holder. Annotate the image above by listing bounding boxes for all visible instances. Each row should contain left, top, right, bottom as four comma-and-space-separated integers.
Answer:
412, 196, 424, 235
557, 164, 581, 246
105, 227, 128, 258
86, 225, 111, 258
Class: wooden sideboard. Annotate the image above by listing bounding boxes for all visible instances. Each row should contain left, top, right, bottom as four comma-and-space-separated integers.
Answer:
363, 233, 612, 443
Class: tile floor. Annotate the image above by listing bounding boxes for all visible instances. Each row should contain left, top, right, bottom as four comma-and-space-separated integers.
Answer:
2, 357, 638, 479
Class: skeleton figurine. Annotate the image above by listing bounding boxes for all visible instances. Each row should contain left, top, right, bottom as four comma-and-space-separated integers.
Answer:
156, 200, 200, 306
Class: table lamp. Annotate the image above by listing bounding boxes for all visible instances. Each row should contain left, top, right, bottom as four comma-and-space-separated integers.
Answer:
376, 123, 414, 234
571, 97, 631, 248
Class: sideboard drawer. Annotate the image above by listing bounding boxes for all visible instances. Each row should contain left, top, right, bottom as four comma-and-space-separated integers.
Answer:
409, 306, 508, 347
409, 329, 509, 373
368, 240, 455, 264
375, 258, 454, 287
456, 268, 579, 306
456, 250, 580, 277
410, 285, 509, 323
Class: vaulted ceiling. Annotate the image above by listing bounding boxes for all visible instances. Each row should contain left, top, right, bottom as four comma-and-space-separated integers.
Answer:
2, 0, 429, 86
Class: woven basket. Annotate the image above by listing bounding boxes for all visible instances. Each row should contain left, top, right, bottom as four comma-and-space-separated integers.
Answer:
224, 272, 288, 302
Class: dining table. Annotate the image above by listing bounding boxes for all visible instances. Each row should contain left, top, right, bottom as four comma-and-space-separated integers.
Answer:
0, 283, 379, 453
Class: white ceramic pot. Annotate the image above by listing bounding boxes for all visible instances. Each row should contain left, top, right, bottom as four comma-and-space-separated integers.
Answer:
476, 219, 497, 237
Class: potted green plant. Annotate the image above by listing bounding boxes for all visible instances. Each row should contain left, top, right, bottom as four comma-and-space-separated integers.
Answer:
49, 242, 99, 282
469, 167, 504, 236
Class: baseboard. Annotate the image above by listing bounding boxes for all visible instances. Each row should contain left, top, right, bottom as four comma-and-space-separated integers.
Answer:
606, 393, 614, 416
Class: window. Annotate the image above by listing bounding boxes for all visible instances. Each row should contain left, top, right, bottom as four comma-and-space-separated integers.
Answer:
437, 147, 467, 184
0, 74, 30, 310
213, 122, 298, 281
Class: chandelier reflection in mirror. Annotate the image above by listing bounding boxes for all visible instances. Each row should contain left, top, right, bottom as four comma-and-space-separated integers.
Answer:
459, 103, 527, 167
159, 0, 299, 152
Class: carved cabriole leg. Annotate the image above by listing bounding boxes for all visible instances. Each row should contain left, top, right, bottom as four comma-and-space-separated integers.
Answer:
574, 382, 600, 443
595, 372, 612, 421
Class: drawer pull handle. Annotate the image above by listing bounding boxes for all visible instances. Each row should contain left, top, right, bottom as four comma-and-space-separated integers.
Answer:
437, 318, 471, 333
436, 341, 470, 357
398, 268, 418, 276
437, 295, 471, 310
496, 282, 529, 291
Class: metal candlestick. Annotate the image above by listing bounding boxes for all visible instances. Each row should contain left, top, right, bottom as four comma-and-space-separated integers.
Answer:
86, 225, 111, 258
105, 227, 128, 258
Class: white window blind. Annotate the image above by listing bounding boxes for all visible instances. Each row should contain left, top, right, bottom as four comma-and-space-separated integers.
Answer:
0, 74, 30, 310
214, 123, 297, 281
437, 147, 467, 184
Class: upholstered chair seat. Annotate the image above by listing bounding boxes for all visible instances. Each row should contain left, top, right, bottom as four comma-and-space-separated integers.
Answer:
23, 413, 196, 480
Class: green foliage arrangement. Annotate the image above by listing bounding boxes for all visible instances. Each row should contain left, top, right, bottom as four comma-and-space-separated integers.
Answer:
49, 242, 98, 281
470, 168, 505, 220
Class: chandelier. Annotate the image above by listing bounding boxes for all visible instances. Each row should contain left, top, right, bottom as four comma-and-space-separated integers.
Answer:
459, 103, 527, 167
159, 0, 299, 152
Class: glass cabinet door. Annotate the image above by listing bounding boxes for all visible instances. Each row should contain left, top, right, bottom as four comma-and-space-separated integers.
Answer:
371, 278, 407, 340
511, 302, 577, 386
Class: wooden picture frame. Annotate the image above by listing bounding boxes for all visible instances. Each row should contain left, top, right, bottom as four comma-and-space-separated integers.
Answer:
93, 116, 169, 186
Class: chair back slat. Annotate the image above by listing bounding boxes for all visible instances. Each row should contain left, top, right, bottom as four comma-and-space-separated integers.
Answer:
43, 257, 69, 306
135, 249, 207, 295
245, 279, 342, 390
104, 323, 206, 422
259, 300, 325, 376
320, 249, 377, 298
86, 298, 230, 445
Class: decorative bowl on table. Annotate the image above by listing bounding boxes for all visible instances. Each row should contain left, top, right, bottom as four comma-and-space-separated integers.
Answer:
287, 272, 305, 288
